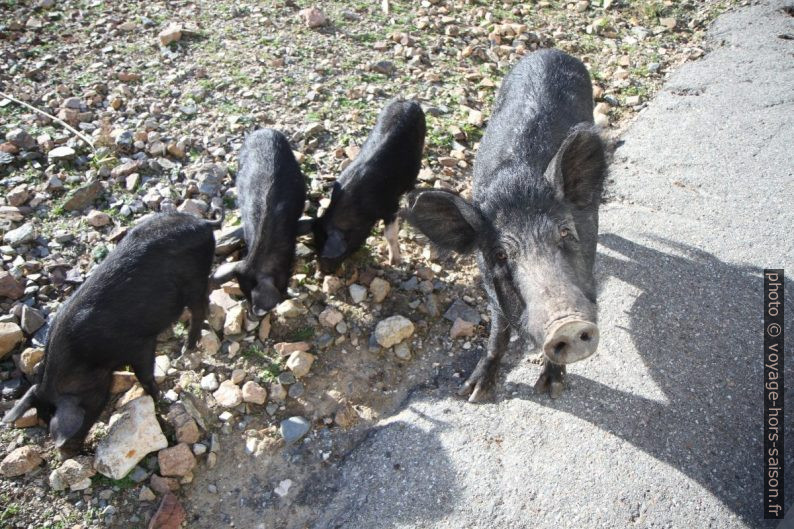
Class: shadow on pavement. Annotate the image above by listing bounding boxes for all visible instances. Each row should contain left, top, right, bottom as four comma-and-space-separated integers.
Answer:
505, 233, 792, 528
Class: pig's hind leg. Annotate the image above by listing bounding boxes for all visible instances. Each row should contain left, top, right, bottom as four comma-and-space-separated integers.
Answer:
534, 359, 566, 399
132, 338, 160, 400
184, 298, 208, 353
458, 308, 510, 402
384, 216, 402, 265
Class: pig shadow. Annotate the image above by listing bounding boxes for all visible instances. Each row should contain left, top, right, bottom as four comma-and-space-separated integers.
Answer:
303, 418, 460, 529
504, 233, 793, 528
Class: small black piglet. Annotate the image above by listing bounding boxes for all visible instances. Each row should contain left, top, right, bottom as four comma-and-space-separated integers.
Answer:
3, 212, 219, 456
212, 129, 308, 316
313, 98, 426, 274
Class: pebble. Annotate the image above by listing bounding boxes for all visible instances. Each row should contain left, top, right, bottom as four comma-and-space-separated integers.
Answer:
0, 446, 42, 477
13, 408, 38, 428
213, 380, 243, 408
274, 341, 311, 356
443, 299, 481, 324
198, 329, 220, 355
269, 382, 287, 402
154, 355, 170, 383
49, 457, 96, 491
0, 271, 24, 299
47, 146, 75, 161
286, 351, 315, 378
275, 299, 306, 318
280, 417, 310, 444
94, 396, 168, 480
223, 304, 245, 335
86, 210, 111, 227
274, 479, 293, 497
322, 275, 343, 294
348, 284, 367, 303
450, 318, 476, 339
299, 7, 328, 28
369, 277, 391, 303
242, 381, 267, 405
393, 341, 411, 360
4, 222, 36, 246
200, 372, 219, 391
148, 492, 186, 529
138, 486, 156, 502
318, 307, 344, 328
374, 315, 415, 348
158, 22, 183, 46
0, 322, 25, 358
157, 443, 196, 477
63, 181, 103, 211
20, 305, 45, 334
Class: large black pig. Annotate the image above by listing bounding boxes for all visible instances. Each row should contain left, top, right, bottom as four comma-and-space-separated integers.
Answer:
406, 49, 607, 401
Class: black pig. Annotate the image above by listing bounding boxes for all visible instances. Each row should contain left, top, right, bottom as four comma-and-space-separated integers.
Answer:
313, 99, 425, 274
2, 212, 219, 455
406, 49, 607, 401
211, 129, 308, 316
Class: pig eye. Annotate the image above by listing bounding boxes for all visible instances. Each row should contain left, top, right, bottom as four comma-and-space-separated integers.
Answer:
560, 227, 571, 238
494, 248, 508, 262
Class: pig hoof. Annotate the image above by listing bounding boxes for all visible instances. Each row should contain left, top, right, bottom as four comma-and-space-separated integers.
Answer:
458, 375, 493, 403
389, 255, 403, 266
534, 361, 566, 399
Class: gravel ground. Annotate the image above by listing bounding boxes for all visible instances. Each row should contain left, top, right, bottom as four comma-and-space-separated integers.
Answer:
0, 0, 753, 528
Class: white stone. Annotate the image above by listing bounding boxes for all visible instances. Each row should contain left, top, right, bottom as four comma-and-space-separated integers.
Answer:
374, 315, 415, 348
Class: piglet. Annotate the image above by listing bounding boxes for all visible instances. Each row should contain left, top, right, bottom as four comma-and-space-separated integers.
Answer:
313, 99, 425, 273
2, 212, 219, 456
211, 129, 308, 316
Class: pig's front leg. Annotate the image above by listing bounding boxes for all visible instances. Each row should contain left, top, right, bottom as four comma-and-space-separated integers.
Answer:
132, 339, 160, 400
458, 307, 510, 402
534, 358, 566, 399
384, 217, 402, 265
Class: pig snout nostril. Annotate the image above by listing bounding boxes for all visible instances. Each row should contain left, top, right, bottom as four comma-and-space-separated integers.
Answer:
543, 320, 599, 364
580, 332, 591, 342
553, 341, 568, 356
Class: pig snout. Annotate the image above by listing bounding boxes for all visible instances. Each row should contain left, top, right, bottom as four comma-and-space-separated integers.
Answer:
542, 318, 599, 364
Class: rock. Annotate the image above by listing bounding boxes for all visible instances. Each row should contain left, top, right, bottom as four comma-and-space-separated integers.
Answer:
198, 329, 220, 355
274, 341, 311, 356
468, 109, 484, 127
18, 347, 44, 376
6, 129, 36, 150
286, 351, 315, 378
49, 457, 96, 491
110, 371, 136, 394
20, 305, 45, 334
177, 199, 208, 217
154, 355, 170, 383
374, 315, 415, 348
47, 146, 75, 161
158, 22, 183, 46
450, 317, 476, 339
0, 322, 25, 358
63, 180, 103, 211
148, 492, 186, 529
348, 284, 367, 303
13, 408, 38, 428
213, 380, 242, 408
0, 271, 24, 299
230, 368, 246, 385
393, 341, 411, 360
269, 382, 287, 402
200, 373, 219, 391
280, 416, 310, 444
223, 304, 245, 335
370, 60, 396, 75
660, 17, 677, 30
242, 381, 267, 405
0, 446, 42, 477
299, 7, 328, 28
86, 210, 111, 227
275, 299, 306, 318
7, 185, 30, 207
274, 479, 293, 497
139, 486, 156, 502
94, 396, 168, 480
4, 222, 36, 246
369, 277, 391, 303
157, 443, 196, 477
594, 112, 609, 128
318, 307, 344, 328
150, 474, 179, 494
322, 275, 343, 294
208, 288, 236, 330
334, 402, 359, 428
257, 313, 271, 340
443, 299, 481, 324
167, 405, 201, 445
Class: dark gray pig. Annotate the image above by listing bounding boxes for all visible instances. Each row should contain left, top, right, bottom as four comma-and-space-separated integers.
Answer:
313, 99, 425, 274
2, 212, 219, 455
212, 129, 308, 316
405, 49, 607, 401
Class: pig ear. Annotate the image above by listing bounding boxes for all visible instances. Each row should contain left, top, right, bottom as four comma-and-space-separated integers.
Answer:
50, 397, 84, 448
2, 384, 39, 424
211, 261, 241, 286
296, 218, 314, 236
405, 189, 481, 253
545, 124, 606, 208
321, 228, 347, 259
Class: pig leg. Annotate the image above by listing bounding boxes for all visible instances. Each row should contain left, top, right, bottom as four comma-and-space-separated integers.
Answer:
384, 217, 402, 265
534, 359, 566, 399
132, 339, 160, 400
458, 307, 510, 402
184, 298, 208, 353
